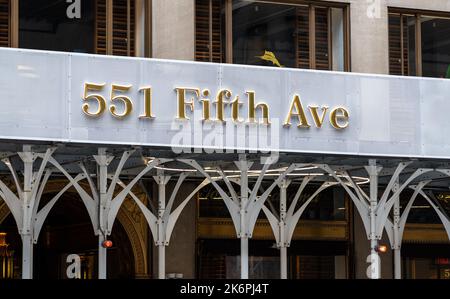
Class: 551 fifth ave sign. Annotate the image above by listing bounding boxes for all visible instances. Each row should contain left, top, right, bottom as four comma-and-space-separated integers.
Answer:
82, 82, 350, 129
1, 48, 450, 158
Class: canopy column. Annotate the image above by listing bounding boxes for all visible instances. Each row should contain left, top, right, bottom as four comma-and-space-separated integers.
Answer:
278, 179, 289, 279
235, 156, 252, 279
93, 148, 114, 279
365, 159, 381, 279
153, 170, 170, 279
392, 179, 401, 279
262, 175, 337, 279
179, 156, 297, 280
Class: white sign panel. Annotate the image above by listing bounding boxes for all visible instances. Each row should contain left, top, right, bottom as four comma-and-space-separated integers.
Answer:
0, 48, 449, 158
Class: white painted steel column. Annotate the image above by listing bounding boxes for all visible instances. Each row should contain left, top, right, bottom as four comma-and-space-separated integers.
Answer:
98, 234, 107, 279
155, 170, 170, 279
240, 161, 248, 279
21, 145, 34, 279
279, 179, 288, 279
393, 179, 401, 279
367, 159, 380, 279
158, 244, 165, 279
96, 148, 109, 279
239, 156, 249, 279
21, 234, 33, 279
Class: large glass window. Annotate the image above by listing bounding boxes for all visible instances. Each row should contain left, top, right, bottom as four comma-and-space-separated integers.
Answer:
19, 0, 95, 53
198, 239, 347, 279
232, 2, 297, 68
389, 10, 450, 78
195, 0, 349, 71
421, 16, 450, 78
16, 0, 137, 56
199, 184, 346, 221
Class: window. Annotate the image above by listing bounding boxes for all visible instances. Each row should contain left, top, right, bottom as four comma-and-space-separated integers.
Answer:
195, 0, 224, 62
96, 0, 136, 56
0, 0, 9, 47
389, 9, 450, 78
195, 0, 350, 71
1, 0, 138, 56
19, 0, 95, 53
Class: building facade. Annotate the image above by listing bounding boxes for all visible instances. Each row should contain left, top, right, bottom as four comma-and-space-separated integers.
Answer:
0, 0, 450, 280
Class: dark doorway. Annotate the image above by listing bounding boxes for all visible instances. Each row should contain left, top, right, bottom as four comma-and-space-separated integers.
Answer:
0, 190, 135, 279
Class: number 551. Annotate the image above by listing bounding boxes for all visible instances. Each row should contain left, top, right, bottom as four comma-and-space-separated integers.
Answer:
82, 82, 154, 119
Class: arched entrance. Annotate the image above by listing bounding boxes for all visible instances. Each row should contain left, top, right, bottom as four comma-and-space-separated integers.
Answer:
0, 179, 150, 279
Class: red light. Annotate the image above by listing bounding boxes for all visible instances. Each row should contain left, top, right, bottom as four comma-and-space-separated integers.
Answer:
102, 240, 113, 248
436, 258, 450, 265
375, 245, 388, 253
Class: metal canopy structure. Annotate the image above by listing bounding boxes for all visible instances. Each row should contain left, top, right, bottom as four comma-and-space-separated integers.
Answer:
1, 48, 450, 279
0, 141, 450, 279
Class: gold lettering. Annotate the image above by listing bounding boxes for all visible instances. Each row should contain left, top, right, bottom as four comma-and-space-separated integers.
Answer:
231, 96, 244, 123
284, 95, 310, 128
175, 87, 199, 120
110, 84, 133, 119
247, 91, 270, 125
215, 89, 232, 122
308, 106, 329, 128
139, 87, 155, 119
200, 89, 211, 121
82, 82, 107, 117
330, 107, 349, 129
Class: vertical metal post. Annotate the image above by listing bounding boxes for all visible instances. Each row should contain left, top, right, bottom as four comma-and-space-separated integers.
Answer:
98, 234, 107, 279
21, 145, 34, 279
393, 178, 401, 279
280, 247, 287, 279
279, 179, 288, 279
239, 156, 249, 279
367, 159, 380, 279
154, 169, 169, 279
97, 148, 108, 279
158, 244, 165, 279
21, 234, 33, 279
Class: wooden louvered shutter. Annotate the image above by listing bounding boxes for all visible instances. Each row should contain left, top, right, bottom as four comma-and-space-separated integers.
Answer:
315, 7, 330, 70
113, 0, 135, 56
389, 14, 402, 75
296, 6, 309, 69
389, 13, 409, 75
95, 0, 135, 56
195, 0, 223, 63
0, 0, 9, 47
95, 0, 107, 54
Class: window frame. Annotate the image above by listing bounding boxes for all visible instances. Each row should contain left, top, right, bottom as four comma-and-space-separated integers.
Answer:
7, 0, 150, 57
388, 7, 450, 77
197, 0, 351, 71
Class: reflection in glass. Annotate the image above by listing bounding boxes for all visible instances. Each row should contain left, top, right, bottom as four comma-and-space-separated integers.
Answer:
421, 16, 450, 78
388, 13, 416, 76
231, 1, 345, 71
315, 7, 329, 70
404, 257, 450, 279
406, 15, 416, 76
232, 0, 296, 68
331, 8, 344, 72
226, 256, 280, 279
19, 0, 94, 53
